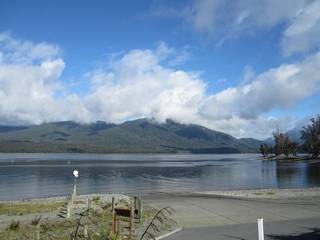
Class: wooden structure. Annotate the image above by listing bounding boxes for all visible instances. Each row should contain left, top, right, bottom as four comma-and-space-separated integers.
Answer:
112, 208, 133, 240
133, 196, 142, 223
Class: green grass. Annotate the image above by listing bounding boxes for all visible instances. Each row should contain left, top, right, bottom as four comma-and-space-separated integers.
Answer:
0, 199, 177, 240
253, 192, 263, 196
1, 219, 78, 240
0, 202, 64, 216
266, 192, 276, 195
253, 191, 276, 196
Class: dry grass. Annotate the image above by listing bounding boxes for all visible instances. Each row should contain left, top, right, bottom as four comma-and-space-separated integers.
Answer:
0, 198, 176, 240
0, 202, 64, 216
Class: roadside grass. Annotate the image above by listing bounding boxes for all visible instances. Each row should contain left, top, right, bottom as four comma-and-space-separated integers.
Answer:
254, 192, 263, 196
253, 191, 276, 196
1, 219, 78, 240
0, 202, 64, 216
266, 191, 276, 196
0, 199, 177, 240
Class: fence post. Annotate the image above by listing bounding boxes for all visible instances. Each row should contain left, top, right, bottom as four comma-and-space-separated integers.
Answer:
258, 218, 264, 240
134, 196, 142, 223
84, 224, 88, 239
87, 198, 91, 209
36, 223, 40, 240
111, 197, 115, 212
70, 193, 74, 209
73, 183, 77, 199
67, 200, 71, 218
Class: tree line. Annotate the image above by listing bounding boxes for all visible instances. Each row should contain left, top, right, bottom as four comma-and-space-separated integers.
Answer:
260, 115, 320, 159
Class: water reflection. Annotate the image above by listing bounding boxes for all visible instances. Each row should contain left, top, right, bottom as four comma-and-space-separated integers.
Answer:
0, 154, 319, 200
305, 162, 320, 186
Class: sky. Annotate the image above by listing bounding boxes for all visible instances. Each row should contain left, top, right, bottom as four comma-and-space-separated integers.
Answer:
0, 0, 320, 139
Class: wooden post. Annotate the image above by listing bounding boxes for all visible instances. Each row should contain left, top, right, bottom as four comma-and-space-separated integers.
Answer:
36, 223, 40, 240
138, 197, 142, 222
87, 198, 91, 209
117, 218, 120, 236
134, 196, 142, 223
112, 210, 116, 234
84, 225, 88, 239
129, 211, 132, 240
129, 201, 134, 240
111, 197, 115, 212
86, 199, 91, 217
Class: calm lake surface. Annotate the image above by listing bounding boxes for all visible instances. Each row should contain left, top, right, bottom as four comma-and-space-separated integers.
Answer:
0, 153, 319, 200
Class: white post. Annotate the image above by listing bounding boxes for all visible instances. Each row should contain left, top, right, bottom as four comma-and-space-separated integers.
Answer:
72, 170, 79, 201
70, 193, 74, 209
73, 177, 77, 198
257, 218, 264, 240
67, 200, 71, 218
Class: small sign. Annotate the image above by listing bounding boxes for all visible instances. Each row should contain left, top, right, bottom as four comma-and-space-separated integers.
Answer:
114, 208, 131, 217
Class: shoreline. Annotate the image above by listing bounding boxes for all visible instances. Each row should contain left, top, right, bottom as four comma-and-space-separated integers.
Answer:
262, 155, 320, 161
194, 187, 320, 199
2, 188, 320, 238
1, 187, 320, 203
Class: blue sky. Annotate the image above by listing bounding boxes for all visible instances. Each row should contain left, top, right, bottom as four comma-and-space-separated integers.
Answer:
0, 0, 320, 139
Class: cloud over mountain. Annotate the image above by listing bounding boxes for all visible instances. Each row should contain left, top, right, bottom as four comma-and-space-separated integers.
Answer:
201, 53, 320, 120
0, 33, 320, 139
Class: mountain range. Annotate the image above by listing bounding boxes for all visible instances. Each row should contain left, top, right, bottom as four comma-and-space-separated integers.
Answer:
0, 119, 266, 153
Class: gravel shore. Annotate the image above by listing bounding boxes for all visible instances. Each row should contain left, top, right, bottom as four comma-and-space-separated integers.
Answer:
1, 187, 320, 203
0, 193, 131, 204
195, 187, 320, 199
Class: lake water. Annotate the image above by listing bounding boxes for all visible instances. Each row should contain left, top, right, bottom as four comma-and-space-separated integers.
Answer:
0, 153, 319, 200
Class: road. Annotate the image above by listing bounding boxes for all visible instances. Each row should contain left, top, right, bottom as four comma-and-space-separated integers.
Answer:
142, 193, 320, 240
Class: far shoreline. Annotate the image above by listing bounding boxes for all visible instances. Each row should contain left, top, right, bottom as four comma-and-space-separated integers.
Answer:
0, 152, 260, 155
261, 155, 320, 163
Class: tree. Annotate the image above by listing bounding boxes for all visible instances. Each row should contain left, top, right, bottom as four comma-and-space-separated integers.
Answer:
301, 115, 320, 158
273, 130, 288, 156
260, 144, 266, 157
260, 144, 273, 158
273, 130, 299, 157
287, 141, 299, 156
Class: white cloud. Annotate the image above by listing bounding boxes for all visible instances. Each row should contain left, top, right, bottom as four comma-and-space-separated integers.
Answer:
84, 45, 204, 124
83, 45, 320, 138
282, 0, 320, 56
178, 0, 309, 33
1, 33, 319, 139
198, 116, 294, 139
0, 32, 61, 64
157, 0, 320, 56
0, 33, 89, 125
200, 52, 320, 121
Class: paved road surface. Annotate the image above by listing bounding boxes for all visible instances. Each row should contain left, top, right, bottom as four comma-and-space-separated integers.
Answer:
166, 218, 320, 240
142, 193, 320, 240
